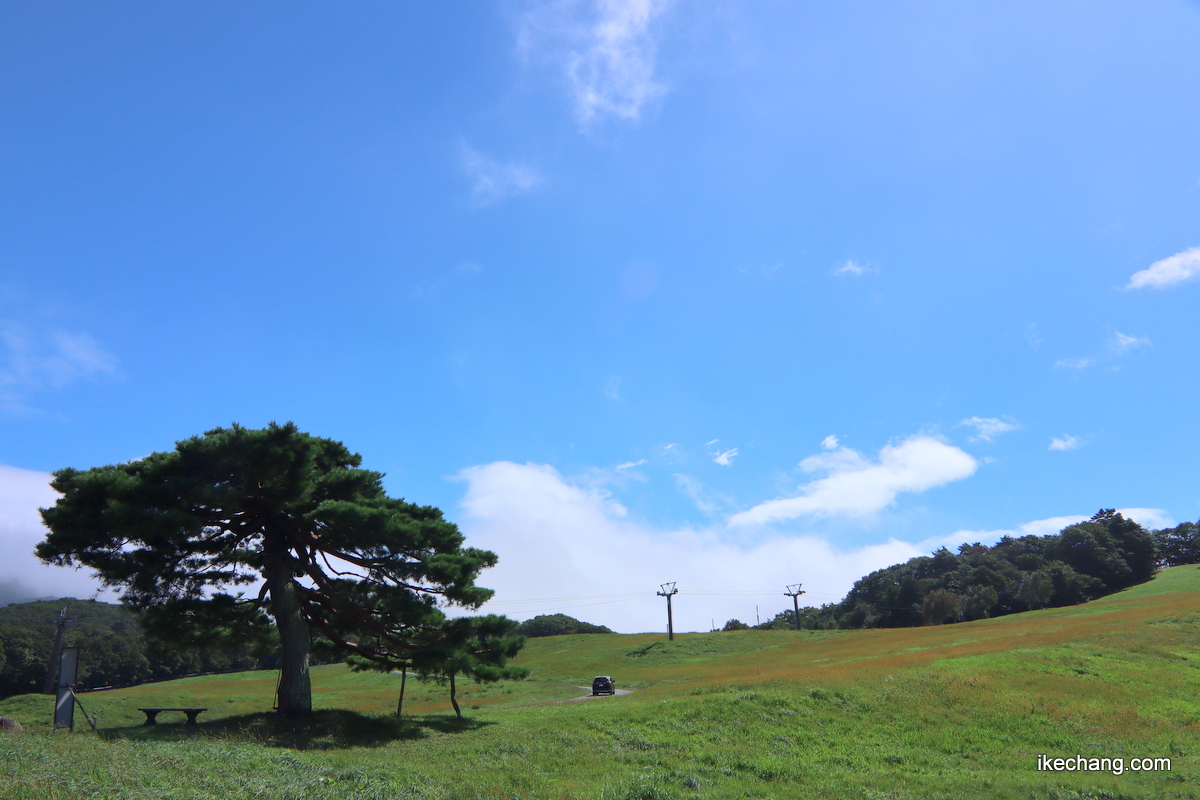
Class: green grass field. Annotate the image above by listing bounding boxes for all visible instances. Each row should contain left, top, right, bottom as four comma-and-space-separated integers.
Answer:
3, 566, 1200, 799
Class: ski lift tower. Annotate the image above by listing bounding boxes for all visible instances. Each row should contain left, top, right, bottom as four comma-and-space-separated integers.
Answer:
784, 584, 806, 631
657, 582, 679, 641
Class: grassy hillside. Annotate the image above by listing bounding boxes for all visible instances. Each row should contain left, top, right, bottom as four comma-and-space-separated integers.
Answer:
2, 566, 1199, 799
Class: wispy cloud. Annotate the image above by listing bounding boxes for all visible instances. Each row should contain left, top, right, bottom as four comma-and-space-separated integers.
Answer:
1048, 435, 1082, 452
460, 143, 541, 205
728, 435, 977, 527
1025, 323, 1043, 351
1053, 357, 1094, 371
674, 473, 718, 515
712, 447, 738, 466
1126, 246, 1200, 290
1110, 331, 1151, 355
958, 416, 1019, 443
518, 0, 669, 126
604, 376, 622, 399
615, 458, 647, 471
1, 323, 118, 411
831, 259, 874, 277
820, 435, 839, 450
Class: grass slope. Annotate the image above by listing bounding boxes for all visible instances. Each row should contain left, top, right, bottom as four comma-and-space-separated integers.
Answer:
2, 566, 1199, 799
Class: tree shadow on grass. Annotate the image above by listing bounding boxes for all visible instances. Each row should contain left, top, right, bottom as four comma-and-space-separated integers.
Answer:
96, 710, 493, 750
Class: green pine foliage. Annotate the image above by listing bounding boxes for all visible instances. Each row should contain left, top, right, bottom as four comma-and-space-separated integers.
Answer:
35, 422, 524, 716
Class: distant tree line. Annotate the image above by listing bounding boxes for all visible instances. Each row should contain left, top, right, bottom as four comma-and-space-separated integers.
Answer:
754, 511, 1199, 631
1154, 519, 1200, 567
516, 614, 613, 637
0, 598, 307, 700
1, 602, 602, 706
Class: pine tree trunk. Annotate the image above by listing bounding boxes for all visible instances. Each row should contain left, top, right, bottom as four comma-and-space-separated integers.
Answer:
264, 548, 312, 718
449, 673, 461, 719
396, 666, 407, 717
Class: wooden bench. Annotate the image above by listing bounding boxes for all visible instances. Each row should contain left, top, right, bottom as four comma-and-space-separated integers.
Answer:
137, 708, 207, 726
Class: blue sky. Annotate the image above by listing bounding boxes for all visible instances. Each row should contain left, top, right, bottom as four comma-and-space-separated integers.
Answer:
2, 1, 1198, 631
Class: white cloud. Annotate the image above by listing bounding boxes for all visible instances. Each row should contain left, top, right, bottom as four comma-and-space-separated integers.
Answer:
0, 324, 117, 411
1048, 435, 1082, 451
518, 0, 669, 126
919, 514, 1090, 552
958, 416, 1019, 443
460, 143, 541, 205
1125, 246, 1200, 290
0, 465, 111, 604
831, 259, 873, 277
1054, 357, 1094, 370
1025, 323, 1043, 351
928, 508, 1177, 551
457, 461, 924, 632
1117, 508, 1175, 530
604, 376, 622, 399
674, 473, 718, 516
1111, 331, 1151, 355
728, 435, 977, 527
712, 447, 738, 466
615, 458, 646, 470
820, 435, 839, 450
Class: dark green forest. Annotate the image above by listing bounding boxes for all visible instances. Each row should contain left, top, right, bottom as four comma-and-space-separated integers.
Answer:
757, 511, 1200, 631
515, 614, 614, 637
0, 599, 280, 700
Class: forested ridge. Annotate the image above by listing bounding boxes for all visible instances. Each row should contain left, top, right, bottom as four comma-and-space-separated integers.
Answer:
516, 614, 614, 637
757, 510, 1200, 630
0, 598, 281, 700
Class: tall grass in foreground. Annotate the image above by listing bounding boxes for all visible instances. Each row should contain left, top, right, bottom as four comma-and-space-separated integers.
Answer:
2, 566, 1199, 799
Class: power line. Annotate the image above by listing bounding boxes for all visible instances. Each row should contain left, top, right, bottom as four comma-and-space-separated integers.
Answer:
485, 592, 651, 605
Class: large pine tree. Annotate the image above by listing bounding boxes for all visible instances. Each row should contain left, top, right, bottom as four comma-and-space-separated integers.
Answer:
37, 422, 521, 717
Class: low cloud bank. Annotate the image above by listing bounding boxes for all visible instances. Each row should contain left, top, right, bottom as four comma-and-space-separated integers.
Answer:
0, 465, 107, 604
460, 462, 925, 632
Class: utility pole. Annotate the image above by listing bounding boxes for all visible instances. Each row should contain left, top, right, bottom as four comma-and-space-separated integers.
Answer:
657, 582, 678, 641
785, 584, 806, 631
42, 607, 75, 695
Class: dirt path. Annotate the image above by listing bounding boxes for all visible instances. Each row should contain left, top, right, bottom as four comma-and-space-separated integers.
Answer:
560, 685, 634, 703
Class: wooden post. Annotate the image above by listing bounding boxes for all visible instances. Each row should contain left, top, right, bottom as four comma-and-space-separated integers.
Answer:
42, 608, 72, 695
